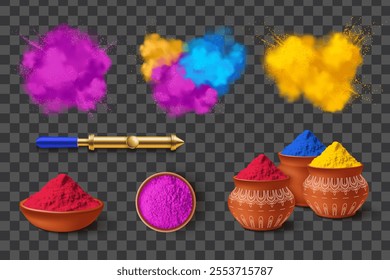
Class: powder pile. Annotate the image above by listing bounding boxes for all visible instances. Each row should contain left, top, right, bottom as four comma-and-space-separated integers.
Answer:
282, 130, 326, 156
264, 31, 363, 112
310, 141, 361, 168
138, 175, 193, 230
140, 31, 246, 117
24, 174, 100, 211
236, 154, 288, 181
20, 24, 111, 114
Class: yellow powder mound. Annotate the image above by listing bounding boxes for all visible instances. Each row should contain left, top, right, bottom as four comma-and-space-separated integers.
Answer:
310, 141, 361, 168
264, 32, 363, 112
139, 33, 184, 81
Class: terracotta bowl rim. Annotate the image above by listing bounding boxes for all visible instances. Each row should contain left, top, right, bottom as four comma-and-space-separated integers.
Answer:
136, 172, 196, 233
233, 175, 290, 183
277, 152, 318, 159
307, 164, 364, 171
19, 198, 104, 214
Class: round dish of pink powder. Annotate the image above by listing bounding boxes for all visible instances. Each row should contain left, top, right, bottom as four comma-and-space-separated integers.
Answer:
136, 172, 196, 232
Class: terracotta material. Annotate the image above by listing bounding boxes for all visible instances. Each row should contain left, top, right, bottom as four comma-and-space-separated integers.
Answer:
228, 177, 295, 231
135, 172, 196, 233
303, 165, 369, 219
278, 153, 316, 207
20, 198, 104, 232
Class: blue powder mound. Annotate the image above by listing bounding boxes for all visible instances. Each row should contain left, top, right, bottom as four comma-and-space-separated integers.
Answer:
178, 32, 246, 96
281, 130, 326, 156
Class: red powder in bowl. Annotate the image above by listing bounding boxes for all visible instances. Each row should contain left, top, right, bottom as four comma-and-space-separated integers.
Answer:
24, 174, 100, 211
236, 154, 287, 181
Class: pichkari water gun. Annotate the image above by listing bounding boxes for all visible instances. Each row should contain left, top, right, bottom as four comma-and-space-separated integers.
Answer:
36, 134, 184, 151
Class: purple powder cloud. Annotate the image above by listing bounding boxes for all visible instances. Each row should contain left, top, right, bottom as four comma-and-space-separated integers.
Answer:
20, 24, 111, 114
151, 62, 218, 117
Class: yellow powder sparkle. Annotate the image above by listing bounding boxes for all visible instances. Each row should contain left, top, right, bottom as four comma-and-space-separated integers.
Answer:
310, 141, 361, 168
140, 34, 184, 81
264, 31, 364, 112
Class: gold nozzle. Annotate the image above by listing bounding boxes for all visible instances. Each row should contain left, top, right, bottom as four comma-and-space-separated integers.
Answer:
77, 134, 184, 151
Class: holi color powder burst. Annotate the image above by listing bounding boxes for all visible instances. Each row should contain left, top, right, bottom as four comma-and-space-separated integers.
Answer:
20, 24, 111, 114
140, 31, 246, 117
263, 28, 364, 112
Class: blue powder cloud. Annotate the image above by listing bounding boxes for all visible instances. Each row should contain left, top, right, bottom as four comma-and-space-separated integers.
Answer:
178, 33, 246, 96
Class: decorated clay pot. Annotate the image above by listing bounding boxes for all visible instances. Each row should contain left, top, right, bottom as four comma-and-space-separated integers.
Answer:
303, 165, 369, 219
278, 153, 316, 207
228, 177, 295, 231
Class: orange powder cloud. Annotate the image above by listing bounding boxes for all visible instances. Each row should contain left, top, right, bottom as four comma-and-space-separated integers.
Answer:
139, 34, 184, 81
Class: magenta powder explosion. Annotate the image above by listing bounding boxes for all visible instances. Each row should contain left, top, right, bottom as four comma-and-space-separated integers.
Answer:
140, 32, 246, 117
20, 24, 111, 114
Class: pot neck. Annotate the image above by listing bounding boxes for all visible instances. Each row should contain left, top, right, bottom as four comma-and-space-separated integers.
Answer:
233, 177, 290, 190
307, 165, 363, 177
278, 153, 316, 166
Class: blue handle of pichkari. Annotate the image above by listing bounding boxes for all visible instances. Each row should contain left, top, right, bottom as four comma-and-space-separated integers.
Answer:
36, 137, 78, 148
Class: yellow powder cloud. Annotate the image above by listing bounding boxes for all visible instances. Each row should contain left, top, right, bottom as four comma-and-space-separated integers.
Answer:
264, 32, 363, 112
139, 34, 184, 81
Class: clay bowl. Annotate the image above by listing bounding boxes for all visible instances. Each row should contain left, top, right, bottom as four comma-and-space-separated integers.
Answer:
136, 172, 196, 233
278, 152, 317, 207
303, 165, 369, 219
20, 198, 104, 232
228, 176, 295, 231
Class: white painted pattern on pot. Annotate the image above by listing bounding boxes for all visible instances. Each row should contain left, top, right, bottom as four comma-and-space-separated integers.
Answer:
303, 174, 368, 195
231, 209, 294, 230
240, 214, 248, 227
304, 193, 368, 218
258, 216, 263, 228
229, 186, 294, 207
274, 214, 284, 228
267, 216, 274, 228
332, 203, 337, 216
323, 203, 329, 215
348, 202, 357, 215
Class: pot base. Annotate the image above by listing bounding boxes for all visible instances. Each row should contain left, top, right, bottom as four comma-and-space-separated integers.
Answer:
295, 203, 309, 207
313, 212, 358, 219
241, 225, 283, 232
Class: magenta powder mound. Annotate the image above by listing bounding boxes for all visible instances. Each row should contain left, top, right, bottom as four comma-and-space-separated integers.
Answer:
20, 24, 111, 114
137, 175, 194, 230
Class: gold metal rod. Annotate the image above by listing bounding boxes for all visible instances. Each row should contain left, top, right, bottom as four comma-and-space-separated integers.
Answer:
77, 134, 184, 151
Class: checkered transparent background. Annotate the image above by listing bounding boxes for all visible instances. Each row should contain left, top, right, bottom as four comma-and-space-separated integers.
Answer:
0, 0, 389, 259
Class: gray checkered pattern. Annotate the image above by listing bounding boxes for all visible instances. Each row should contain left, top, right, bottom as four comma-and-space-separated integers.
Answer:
0, 0, 389, 260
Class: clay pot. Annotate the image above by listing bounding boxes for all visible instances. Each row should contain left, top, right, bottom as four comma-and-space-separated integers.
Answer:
278, 153, 316, 207
228, 177, 295, 231
303, 165, 369, 219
